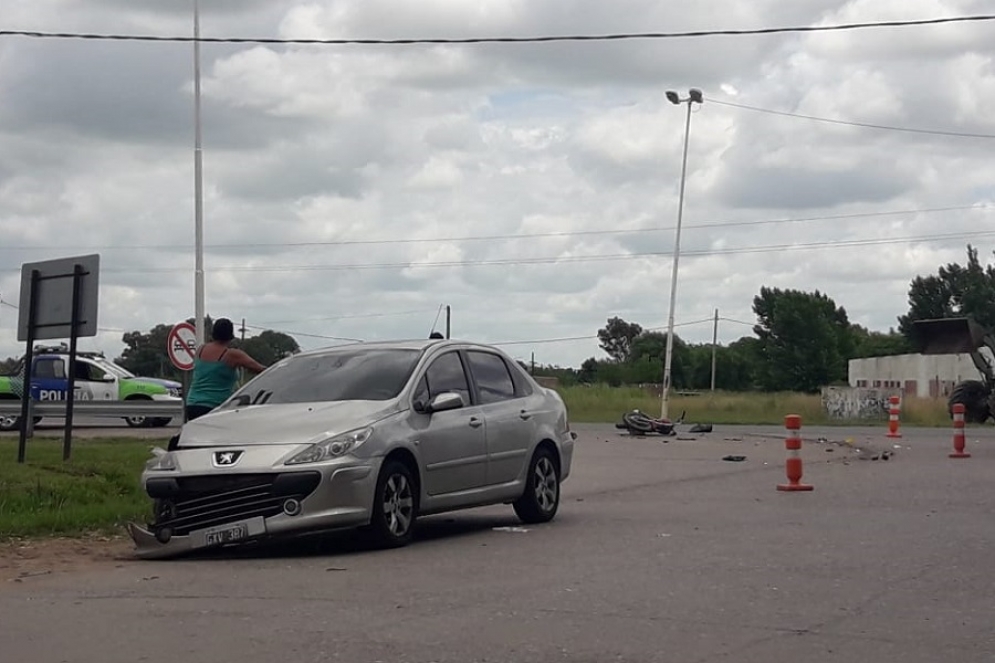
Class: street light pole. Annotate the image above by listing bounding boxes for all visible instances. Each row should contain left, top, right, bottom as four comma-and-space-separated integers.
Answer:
193, 0, 206, 345
661, 88, 703, 420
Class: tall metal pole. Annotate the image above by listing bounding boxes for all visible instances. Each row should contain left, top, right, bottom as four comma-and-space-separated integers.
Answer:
193, 0, 206, 345
445, 305, 451, 339
660, 99, 694, 419
710, 308, 718, 392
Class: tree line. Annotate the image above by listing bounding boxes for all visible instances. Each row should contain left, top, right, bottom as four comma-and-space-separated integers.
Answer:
0, 316, 301, 380
535, 245, 995, 393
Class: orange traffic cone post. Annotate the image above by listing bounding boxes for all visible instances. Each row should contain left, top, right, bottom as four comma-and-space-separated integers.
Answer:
777, 414, 813, 492
950, 403, 971, 459
886, 395, 902, 439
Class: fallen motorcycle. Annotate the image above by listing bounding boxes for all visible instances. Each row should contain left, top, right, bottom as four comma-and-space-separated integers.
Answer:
615, 409, 685, 436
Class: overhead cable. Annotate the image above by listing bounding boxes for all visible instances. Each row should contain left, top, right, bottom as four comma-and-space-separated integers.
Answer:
2, 15, 993, 46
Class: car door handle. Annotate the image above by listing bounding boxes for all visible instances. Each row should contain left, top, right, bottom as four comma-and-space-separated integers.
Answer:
469, 416, 483, 428
519, 410, 532, 420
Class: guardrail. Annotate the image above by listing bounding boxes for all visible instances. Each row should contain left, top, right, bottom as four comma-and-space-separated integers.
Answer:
0, 400, 184, 419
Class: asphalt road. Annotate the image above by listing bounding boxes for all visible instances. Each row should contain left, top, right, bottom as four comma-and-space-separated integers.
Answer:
2, 423, 995, 662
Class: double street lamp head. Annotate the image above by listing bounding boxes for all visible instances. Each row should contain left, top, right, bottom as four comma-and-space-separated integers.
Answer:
666, 88, 704, 105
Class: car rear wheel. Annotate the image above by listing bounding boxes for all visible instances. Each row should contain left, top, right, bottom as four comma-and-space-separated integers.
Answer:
513, 446, 560, 524
366, 460, 418, 548
124, 396, 152, 428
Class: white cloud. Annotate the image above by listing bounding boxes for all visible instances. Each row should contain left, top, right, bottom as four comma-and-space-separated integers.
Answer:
2, 0, 995, 370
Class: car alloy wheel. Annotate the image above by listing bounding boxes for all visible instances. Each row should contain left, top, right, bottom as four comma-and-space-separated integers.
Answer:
367, 460, 418, 548
513, 447, 560, 524
0, 414, 19, 432
383, 473, 414, 538
533, 456, 558, 513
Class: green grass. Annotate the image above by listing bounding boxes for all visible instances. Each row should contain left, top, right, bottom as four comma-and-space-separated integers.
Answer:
0, 437, 158, 540
557, 385, 955, 426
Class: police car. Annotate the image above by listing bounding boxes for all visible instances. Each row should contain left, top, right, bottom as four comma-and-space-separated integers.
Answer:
0, 344, 183, 431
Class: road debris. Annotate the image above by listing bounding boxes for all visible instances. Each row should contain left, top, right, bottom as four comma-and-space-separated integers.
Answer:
722, 455, 747, 462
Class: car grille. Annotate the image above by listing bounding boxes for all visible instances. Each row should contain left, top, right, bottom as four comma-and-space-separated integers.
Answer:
152, 472, 321, 536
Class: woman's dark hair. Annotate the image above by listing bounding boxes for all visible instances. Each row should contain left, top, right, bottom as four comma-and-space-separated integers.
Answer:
212, 318, 235, 342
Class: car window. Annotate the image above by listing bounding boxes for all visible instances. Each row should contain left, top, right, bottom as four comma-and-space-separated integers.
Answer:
226, 348, 422, 405
34, 359, 65, 380
417, 352, 471, 405
467, 351, 517, 404
75, 361, 104, 381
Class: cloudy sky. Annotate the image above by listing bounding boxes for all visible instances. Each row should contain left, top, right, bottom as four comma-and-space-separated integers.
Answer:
2, 0, 995, 370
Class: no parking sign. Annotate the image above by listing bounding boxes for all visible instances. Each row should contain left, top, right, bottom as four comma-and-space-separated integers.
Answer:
167, 321, 198, 371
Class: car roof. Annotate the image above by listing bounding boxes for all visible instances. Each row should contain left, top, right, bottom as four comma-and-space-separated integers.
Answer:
294, 338, 494, 359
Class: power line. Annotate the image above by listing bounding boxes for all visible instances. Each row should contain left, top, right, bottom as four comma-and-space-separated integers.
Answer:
5, 226, 983, 274
0, 205, 988, 253
241, 323, 363, 343
710, 99, 995, 140
720, 317, 756, 327
1, 228, 991, 277
491, 317, 716, 347
3, 16, 993, 45
254, 308, 436, 326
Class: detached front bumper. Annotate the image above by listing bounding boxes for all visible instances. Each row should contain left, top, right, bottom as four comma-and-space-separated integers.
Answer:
128, 461, 381, 559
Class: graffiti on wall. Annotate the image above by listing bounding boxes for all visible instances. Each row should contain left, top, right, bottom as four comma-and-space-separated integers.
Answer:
822, 386, 903, 420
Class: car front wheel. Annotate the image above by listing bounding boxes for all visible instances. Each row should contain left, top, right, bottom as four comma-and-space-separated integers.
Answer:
513, 446, 560, 524
366, 460, 418, 548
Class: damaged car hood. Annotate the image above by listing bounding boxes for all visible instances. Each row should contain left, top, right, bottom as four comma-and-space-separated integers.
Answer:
178, 400, 402, 447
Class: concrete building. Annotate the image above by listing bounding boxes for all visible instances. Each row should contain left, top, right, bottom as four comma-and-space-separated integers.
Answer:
848, 352, 989, 397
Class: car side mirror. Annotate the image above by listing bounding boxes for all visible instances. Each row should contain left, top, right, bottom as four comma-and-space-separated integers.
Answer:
425, 392, 464, 414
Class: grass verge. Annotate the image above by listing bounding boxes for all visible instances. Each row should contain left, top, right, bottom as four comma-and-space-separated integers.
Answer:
557, 385, 954, 426
0, 437, 156, 541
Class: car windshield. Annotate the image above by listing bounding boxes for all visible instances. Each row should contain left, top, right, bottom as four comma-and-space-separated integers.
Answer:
98, 359, 135, 378
226, 347, 423, 406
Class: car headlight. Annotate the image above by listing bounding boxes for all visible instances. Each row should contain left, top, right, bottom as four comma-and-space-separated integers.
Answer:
168, 387, 182, 397
145, 450, 177, 472
285, 427, 373, 465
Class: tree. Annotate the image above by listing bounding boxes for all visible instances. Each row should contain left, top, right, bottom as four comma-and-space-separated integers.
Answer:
597, 317, 643, 362
752, 287, 852, 393
578, 357, 599, 384
116, 318, 299, 379
236, 330, 300, 366
118, 323, 178, 379
0, 356, 18, 374
850, 325, 911, 359
899, 245, 995, 340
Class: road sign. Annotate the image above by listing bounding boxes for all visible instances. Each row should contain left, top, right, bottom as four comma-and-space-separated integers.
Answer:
167, 321, 198, 371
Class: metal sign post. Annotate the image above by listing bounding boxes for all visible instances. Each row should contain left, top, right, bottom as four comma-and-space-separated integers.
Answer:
168, 320, 198, 424
16, 254, 100, 463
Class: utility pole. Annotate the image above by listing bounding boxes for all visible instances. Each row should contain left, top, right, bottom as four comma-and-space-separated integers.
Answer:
660, 88, 703, 419
445, 305, 451, 339
531, 351, 535, 375
710, 308, 718, 392
192, 0, 206, 346
240, 318, 246, 343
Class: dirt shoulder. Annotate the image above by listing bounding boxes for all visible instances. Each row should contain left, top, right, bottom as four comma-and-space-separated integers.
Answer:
0, 534, 137, 585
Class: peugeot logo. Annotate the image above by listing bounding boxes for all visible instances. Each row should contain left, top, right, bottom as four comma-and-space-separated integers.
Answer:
213, 450, 244, 467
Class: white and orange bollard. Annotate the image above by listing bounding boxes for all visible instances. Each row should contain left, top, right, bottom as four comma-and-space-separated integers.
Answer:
886, 395, 902, 438
777, 414, 813, 492
949, 403, 971, 459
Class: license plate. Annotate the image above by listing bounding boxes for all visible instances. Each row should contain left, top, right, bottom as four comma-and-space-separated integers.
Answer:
204, 522, 249, 546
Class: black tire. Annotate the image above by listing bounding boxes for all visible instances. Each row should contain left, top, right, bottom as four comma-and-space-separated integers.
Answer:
150, 418, 172, 428
366, 459, 418, 548
123, 396, 152, 428
948, 380, 991, 424
513, 446, 560, 524
0, 397, 37, 432
622, 411, 655, 433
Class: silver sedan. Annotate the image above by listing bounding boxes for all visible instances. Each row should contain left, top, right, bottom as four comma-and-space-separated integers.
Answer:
128, 339, 575, 558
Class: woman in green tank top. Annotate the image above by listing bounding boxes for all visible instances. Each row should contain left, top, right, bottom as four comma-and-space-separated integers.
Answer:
184, 318, 267, 421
